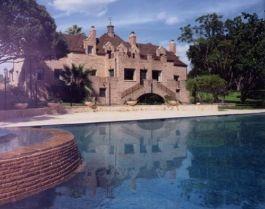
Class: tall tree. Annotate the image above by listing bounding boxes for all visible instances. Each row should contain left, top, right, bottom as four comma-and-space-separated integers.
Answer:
179, 12, 265, 102
0, 0, 68, 64
66, 25, 84, 35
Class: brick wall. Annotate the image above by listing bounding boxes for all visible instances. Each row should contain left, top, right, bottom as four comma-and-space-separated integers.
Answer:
12, 50, 190, 105
0, 129, 81, 206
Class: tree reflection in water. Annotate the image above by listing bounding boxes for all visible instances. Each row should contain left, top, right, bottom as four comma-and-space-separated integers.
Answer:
186, 115, 265, 209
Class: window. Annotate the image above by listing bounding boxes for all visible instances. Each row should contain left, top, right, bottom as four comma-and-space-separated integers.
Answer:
152, 70, 162, 81
174, 75, 179, 81
140, 144, 147, 153
152, 144, 161, 153
87, 46, 93, 54
99, 88, 106, 97
54, 69, 61, 80
99, 126, 106, 135
89, 69, 97, 76
124, 68, 135, 80
132, 53, 135, 58
176, 89, 180, 93
107, 50, 112, 59
109, 145, 114, 155
124, 144, 134, 154
36, 69, 44, 81
140, 69, 147, 85
109, 69, 114, 77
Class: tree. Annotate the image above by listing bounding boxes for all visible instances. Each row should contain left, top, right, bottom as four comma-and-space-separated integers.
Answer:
186, 75, 227, 103
59, 64, 92, 106
179, 12, 265, 102
0, 0, 68, 64
186, 78, 198, 103
66, 25, 84, 35
225, 13, 265, 102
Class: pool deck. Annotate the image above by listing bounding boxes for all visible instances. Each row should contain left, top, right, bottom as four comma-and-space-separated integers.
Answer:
1, 108, 265, 127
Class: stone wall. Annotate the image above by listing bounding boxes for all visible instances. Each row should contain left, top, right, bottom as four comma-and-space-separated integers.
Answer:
12, 50, 190, 105
0, 106, 66, 122
0, 129, 81, 205
66, 104, 219, 113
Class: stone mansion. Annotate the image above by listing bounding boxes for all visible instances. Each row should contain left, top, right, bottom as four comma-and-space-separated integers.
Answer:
12, 23, 189, 105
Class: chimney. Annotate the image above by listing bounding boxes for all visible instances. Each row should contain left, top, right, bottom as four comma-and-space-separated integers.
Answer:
88, 26, 96, 40
84, 26, 97, 55
107, 24, 115, 37
88, 25, 96, 36
168, 40, 176, 55
129, 31, 137, 46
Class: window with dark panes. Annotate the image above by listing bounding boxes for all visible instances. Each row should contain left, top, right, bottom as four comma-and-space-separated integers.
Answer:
87, 46, 93, 54
89, 69, 97, 76
174, 75, 179, 81
99, 88, 106, 97
109, 69, 114, 77
124, 68, 135, 80
152, 70, 162, 81
107, 50, 112, 59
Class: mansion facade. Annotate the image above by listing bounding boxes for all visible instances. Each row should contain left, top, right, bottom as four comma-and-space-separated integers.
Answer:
12, 24, 189, 105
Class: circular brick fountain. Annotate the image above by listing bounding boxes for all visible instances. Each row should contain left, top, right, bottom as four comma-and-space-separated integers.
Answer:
0, 128, 81, 205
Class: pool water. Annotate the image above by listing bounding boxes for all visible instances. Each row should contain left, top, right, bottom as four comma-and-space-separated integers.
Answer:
0, 128, 52, 154
1, 114, 265, 209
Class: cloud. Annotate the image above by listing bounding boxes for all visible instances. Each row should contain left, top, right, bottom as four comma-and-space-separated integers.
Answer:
97, 9, 107, 17
157, 12, 179, 25
51, 0, 118, 16
177, 43, 190, 70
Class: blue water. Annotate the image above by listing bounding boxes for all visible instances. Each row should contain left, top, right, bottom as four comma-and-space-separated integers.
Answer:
1, 114, 265, 209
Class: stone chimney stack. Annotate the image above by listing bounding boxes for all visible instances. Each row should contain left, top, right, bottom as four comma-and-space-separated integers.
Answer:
107, 24, 115, 37
88, 26, 96, 41
84, 26, 97, 55
129, 31, 137, 46
168, 40, 177, 55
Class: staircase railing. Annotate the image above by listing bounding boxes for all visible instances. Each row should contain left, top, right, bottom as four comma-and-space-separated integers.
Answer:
121, 83, 143, 98
156, 82, 176, 98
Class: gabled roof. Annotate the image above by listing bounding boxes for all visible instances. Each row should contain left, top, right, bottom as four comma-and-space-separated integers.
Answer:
96, 33, 129, 54
63, 33, 187, 67
64, 34, 86, 53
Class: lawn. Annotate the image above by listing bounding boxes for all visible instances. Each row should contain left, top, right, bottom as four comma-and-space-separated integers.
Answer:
193, 91, 265, 109
222, 91, 265, 109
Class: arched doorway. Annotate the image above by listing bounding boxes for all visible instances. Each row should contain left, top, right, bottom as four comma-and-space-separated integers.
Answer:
137, 93, 165, 105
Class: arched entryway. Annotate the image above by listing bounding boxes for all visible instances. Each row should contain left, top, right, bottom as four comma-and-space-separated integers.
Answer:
137, 93, 165, 105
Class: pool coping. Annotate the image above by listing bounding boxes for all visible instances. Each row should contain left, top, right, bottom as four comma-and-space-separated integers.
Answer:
1, 109, 265, 128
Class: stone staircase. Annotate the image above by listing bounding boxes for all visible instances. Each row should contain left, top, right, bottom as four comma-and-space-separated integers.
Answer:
121, 83, 144, 98
121, 80, 177, 100
155, 82, 176, 99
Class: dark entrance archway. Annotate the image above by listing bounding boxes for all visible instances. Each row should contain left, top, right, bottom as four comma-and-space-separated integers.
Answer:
137, 93, 165, 105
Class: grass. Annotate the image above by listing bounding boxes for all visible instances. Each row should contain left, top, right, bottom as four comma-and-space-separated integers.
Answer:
192, 91, 265, 109
222, 91, 265, 109
223, 91, 241, 103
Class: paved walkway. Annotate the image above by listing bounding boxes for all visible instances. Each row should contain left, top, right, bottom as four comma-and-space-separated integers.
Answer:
1, 109, 265, 127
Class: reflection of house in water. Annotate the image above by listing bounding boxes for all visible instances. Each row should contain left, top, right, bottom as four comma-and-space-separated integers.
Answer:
67, 119, 191, 186
61, 119, 191, 198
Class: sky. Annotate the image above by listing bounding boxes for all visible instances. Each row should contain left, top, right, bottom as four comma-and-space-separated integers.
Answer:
0, 0, 264, 73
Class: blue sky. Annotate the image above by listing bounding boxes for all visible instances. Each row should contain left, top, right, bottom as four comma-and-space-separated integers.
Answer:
0, 0, 264, 73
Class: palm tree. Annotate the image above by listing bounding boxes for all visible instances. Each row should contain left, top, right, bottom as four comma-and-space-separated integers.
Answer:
66, 25, 84, 35
60, 64, 92, 106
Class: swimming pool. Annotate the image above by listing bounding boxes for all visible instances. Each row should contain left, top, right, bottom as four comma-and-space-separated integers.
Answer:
1, 114, 265, 209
